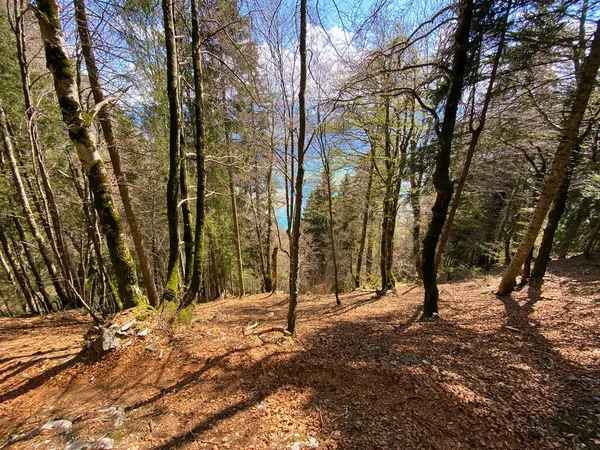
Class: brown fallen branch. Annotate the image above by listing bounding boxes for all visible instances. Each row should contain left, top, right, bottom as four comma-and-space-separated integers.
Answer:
242, 322, 259, 336
253, 327, 292, 343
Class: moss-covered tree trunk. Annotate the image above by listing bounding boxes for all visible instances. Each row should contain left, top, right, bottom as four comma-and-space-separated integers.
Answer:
180, 0, 206, 306
161, 0, 182, 300
498, 20, 600, 295
34, 0, 142, 309
421, 0, 473, 319
73, 0, 160, 307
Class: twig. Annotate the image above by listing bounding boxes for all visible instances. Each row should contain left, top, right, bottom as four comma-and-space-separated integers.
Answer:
242, 322, 259, 336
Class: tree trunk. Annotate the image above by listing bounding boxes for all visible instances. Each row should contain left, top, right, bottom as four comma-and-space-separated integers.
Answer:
286, 0, 307, 335
161, 0, 181, 300
324, 160, 341, 305
434, 0, 511, 271
180, 147, 194, 284
271, 246, 278, 293
12, 0, 79, 301
1, 106, 70, 308
11, 215, 54, 311
355, 142, 375, 288
409, 159, 423, 279
74, 0, 160, 307
34, 0, 143, 309
264, 159, 274, 292
498, 20, 600, 295
0, 229, 36, 313
180, 0, 206, 306
421, 0, 473, 319
379, 98, 394, 291
532, 152, 578, 278
228, 148, 244, 297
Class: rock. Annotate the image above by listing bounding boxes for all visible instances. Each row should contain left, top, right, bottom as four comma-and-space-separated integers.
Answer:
289, 437, 319, 449
97, 406, 125, 428
92, 328, 118, 354
137, 328, 149, 338
144, 343, 157, 351
121, 319, 136, 332
40, 419, 72, 430
65, 437, 114, 450
121, 339, 133, 348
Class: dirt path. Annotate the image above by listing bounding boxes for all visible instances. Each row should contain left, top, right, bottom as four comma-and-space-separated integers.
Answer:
1, 258, 599, 449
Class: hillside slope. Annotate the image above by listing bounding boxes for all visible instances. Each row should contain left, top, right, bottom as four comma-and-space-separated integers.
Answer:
1, 257, 599, 449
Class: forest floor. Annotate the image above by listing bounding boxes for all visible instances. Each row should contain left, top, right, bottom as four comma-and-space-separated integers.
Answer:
1, 256, 599, 450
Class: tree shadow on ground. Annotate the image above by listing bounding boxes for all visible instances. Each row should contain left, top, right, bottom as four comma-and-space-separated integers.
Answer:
130, 296, 593, 449
497, 274, 599, 444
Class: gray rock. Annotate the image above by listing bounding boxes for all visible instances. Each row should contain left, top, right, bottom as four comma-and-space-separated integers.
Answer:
137, 328, 148, 338
40, 419, 72, 430
97, 406, 125, 428
121, 319, 136, 332
144, 343, 157, 351
65, 437, 114, 450
93, 328, 118, 354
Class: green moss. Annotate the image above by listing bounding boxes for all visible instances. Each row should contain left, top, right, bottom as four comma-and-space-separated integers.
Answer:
88, 161, 142, 310
36, 0, 62, 30
176, 305, 194, 324
43, 43, 73, 80
162, 267, 179, 301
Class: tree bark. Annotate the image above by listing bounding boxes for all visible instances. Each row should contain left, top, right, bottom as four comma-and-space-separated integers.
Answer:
379, 98, 394, 291
498, 21, 600, 294
161, 0, 181, 300
355, 141, 375, 288
73, 0, 159, 307
286, 0, 307, 335
227, 139, 244, 297
34, 0, 142, 309
180, 0, 206, 306
532, 152, 578, 278
421, 0, 473, 319
264, 165, 274, 292
324, 159, 341, 305
271, 246, 278, 293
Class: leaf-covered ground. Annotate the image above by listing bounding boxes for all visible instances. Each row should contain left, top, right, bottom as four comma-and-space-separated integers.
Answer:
1, 256, 599, 449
